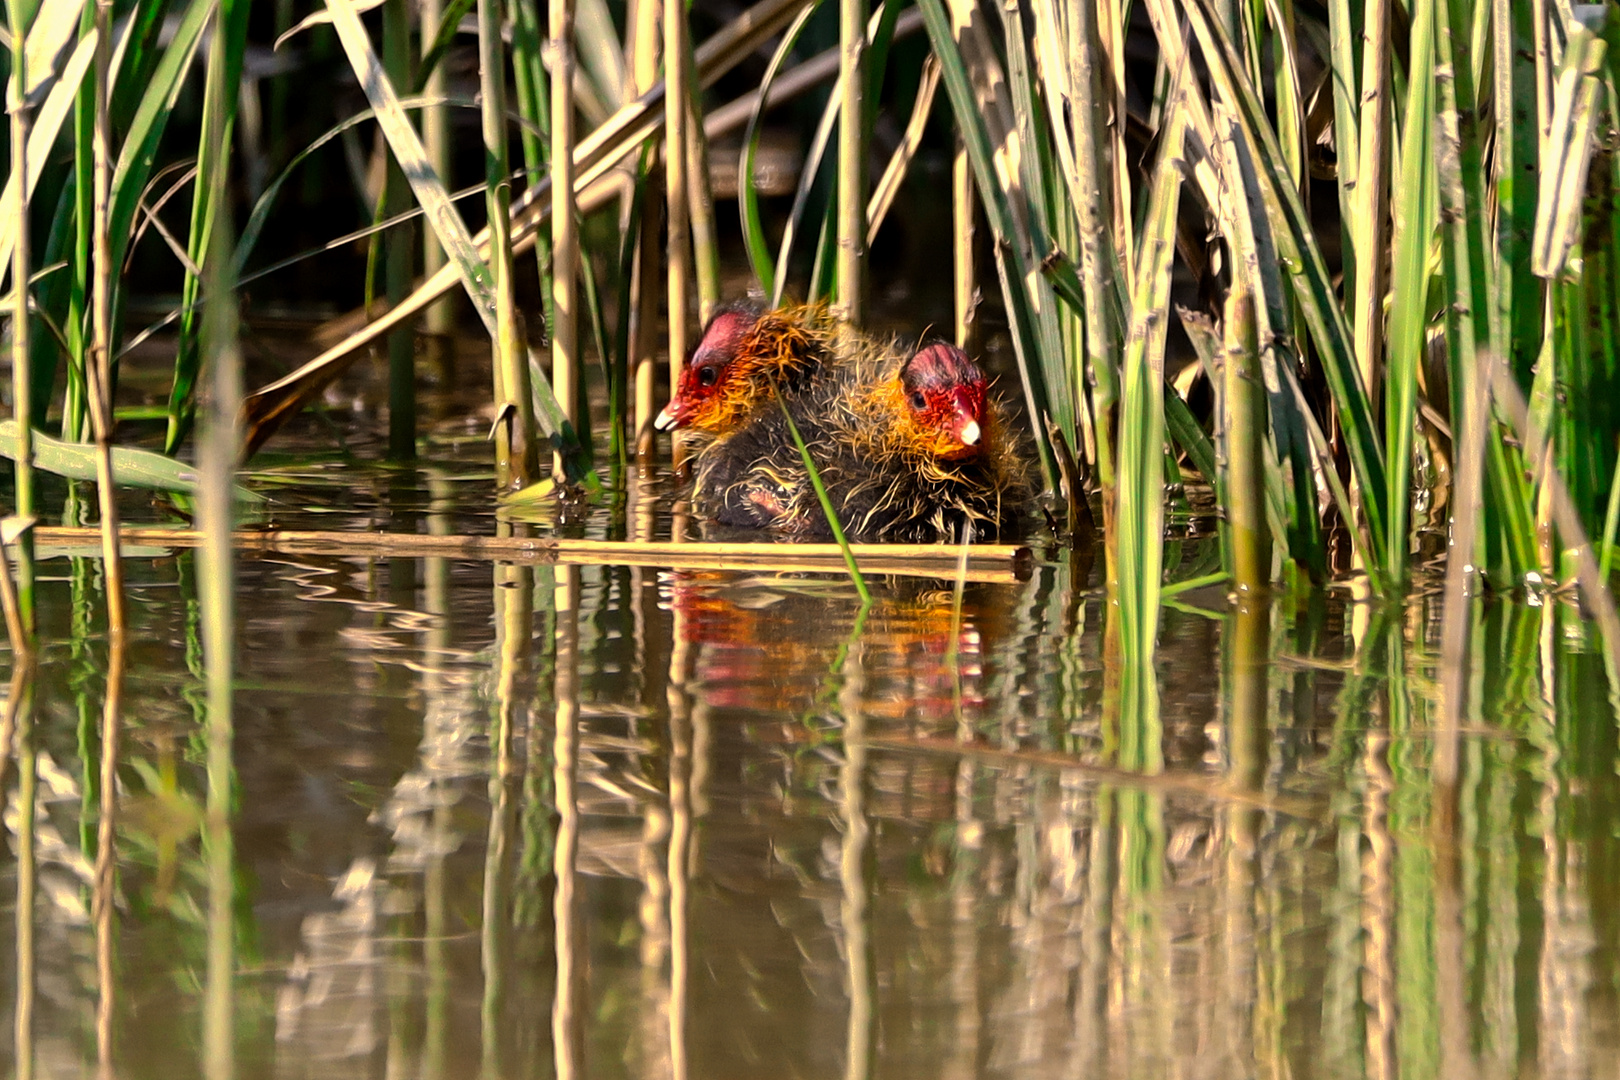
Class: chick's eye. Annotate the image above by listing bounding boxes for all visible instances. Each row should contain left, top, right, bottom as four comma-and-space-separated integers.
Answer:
908, 391, 928, 411
697, 364, 719, 387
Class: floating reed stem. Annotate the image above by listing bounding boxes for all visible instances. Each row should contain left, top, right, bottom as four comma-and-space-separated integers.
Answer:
835, 0, 868, 326
7, 0, 34, 628
32, 527, 1035, 583
480, 0, 538, 488
551, 0, 579, 480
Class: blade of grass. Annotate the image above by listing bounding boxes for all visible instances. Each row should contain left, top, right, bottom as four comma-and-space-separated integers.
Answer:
1118, 92, 1189, 671
1382, 0, 1437, 584
739, 0, 820, 299
1600, 439, 1620, 582
166, 0, 250, 455
1222, 102, 1325, 579
774, 391, 871, 606
324, 0, 577, 479
106, 0, 215, 288
686, 58, 721, 323
1493, 0, 1542, 385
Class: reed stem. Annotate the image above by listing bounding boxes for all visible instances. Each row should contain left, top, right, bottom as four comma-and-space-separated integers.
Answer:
951, 130, 975, 351
88, 0, 126, 653
628, 0, 662, 462
835, 0, 868, 327
685, 86, 720, 326
384, 0, 417, 459
481, 0, 538, 488
7, 0, 35, 630
1350, 0, 1391, 414
197, 30, 240, 1077
420, 0, 453, 336
551, 0, 579, 480
1221, 285, 1270, 594
665, 0, 693, 433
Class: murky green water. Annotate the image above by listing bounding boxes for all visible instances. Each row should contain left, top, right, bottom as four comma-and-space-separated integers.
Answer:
4, 454, 1620, 1079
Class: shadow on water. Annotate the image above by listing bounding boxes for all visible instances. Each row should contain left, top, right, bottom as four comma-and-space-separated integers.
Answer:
2, 470, 1619, 1079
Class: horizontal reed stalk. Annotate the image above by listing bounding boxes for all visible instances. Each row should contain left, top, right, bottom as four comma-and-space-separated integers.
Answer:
31, 527, 1034, 581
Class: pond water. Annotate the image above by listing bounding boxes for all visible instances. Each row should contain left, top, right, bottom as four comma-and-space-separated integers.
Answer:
4, 460, 1619, 1080
4, 355, 1620, 1079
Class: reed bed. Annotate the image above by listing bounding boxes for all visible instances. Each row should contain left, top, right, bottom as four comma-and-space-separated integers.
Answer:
4, 0, 1620, 683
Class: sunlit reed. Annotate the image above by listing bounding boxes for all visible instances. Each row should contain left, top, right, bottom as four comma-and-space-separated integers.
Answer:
664, 0, 693, 435
551, 0, 580, 480
7, 0, 34, 627
835, 0, 868, 325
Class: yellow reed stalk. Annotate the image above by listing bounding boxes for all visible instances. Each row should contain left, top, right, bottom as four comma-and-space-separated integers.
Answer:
665, 0, 693, 428
552, 0, 579, 479
835, 0, 867, 326
628, 0, 662, 462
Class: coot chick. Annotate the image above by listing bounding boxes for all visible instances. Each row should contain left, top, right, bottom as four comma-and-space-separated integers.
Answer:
694, 342, 1032, 543
653, 302, 836, 439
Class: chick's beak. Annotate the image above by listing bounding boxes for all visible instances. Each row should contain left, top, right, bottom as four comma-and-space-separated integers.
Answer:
949, 388, 984, 449
654, 403, 680, 431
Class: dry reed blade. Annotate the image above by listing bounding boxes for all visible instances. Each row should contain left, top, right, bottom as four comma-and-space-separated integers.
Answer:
866, 55, 939, 244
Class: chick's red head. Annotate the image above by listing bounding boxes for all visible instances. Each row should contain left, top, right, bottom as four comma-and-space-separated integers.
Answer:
898, 343, 989, 461
655, 306, 759, 434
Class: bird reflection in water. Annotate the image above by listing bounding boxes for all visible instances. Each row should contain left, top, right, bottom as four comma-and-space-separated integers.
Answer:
667, 573, 999, 730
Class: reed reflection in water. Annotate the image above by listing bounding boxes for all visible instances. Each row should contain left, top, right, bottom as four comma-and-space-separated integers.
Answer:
0, 547, 1615, 1078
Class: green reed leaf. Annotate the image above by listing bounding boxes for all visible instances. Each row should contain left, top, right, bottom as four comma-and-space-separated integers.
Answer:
741, 0, 820, 300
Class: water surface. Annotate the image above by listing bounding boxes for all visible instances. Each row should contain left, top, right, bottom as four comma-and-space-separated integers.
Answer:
3, 456, 1618, 1080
